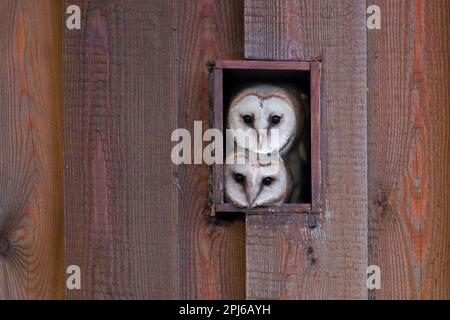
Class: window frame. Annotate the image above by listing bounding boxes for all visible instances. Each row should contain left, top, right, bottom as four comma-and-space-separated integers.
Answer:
210, 60, 321, 215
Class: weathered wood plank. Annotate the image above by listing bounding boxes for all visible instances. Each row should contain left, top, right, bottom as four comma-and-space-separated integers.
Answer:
64, 0, 246, 299
0, 0, 64, 299
177, 0, 245, 299
64, 0, 179, 299
367, 0, 450, 299
245, 0, 368, 299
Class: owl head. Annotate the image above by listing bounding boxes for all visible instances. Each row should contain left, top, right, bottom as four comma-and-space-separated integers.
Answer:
227, 84, 306, 155
224, 151, 292, 208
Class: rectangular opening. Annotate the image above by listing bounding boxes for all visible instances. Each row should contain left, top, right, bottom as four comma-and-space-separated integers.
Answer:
211, 60, 321, 215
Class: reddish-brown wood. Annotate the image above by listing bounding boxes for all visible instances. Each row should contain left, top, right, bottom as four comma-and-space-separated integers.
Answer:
64, 0, 180, 299
244, 0, 368, 299
0, 0, 64, 299
213, 67, 224, 205
177, 0, 246, 299
310, 62, 321, 213
0, 0, 448, 301
367, 0, 450, 299
64, 0, 246, 299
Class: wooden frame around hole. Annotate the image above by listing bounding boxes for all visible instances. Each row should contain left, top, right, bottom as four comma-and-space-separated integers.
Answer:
210, 60, 321, 215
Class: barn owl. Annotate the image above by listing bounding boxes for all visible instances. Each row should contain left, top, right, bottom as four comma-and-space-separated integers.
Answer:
227, 83, 310, 202
224, 151, 292, 208
227, 83, 307, 155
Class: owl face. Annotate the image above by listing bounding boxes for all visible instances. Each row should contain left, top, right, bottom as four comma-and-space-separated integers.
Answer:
224, 152, 292, 208
227, 85, 303, 155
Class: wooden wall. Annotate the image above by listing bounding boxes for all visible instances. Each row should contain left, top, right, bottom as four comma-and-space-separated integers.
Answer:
245, 0, 369, 299
368, 0, 450, 299
244, 0, 450, 300
63, 0, 245, 299
0, 0, 449, 300
0, 0, 64, 299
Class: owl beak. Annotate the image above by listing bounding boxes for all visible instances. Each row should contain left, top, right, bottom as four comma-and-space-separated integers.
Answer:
257, 131, 267, 150
248, 194, 257, 208
248, 186, 263, 208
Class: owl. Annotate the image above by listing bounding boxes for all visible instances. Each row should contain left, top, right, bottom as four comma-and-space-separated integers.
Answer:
226, 83, 309, 202
224, 151, 292, 208
227, 83, 307, 155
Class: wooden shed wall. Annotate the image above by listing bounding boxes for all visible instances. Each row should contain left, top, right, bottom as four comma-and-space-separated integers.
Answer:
0, 0, 449, 300
245, 0, 369, 299
63, 0, 246, 299
0, 0, 64, 299
367, 0, 450, 299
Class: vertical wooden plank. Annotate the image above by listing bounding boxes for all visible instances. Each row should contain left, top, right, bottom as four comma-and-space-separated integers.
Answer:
368, 0, 450, 299
177, 0, 246, 299
213, 68, 224, 205
245, 0, 368, 299
64, 0, 179, 299
310, 62, 321, 213
0, 0, 64, 299
65, 0, 245, 299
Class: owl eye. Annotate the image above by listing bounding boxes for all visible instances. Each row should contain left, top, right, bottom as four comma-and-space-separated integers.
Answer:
234, 173, 246, 184
262, 177, 273, 186
242, 114, 253, 124
271, 115, 281, 125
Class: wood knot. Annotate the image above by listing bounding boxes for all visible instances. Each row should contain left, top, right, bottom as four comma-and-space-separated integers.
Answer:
372, 190, 389, 216
375, 193, 388, 208
0, 238, 10, 256
306, 246, 317, 266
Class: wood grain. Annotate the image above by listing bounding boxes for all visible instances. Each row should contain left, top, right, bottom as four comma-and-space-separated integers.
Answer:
367, 0, 450, 299
64, 0, 179, 299
177, 0, 245, 299
0, 0, 64, 299
244, 0, 368, 299
64, 0, 245, 299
